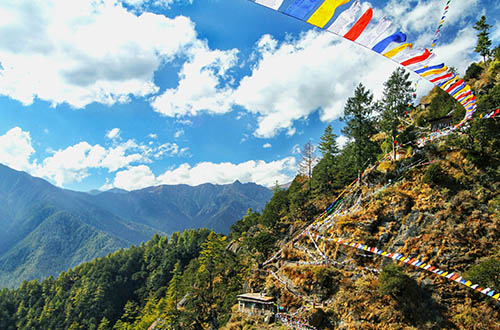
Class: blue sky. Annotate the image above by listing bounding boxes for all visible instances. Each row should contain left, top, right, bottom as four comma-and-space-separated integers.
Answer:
0, 0, 498, 191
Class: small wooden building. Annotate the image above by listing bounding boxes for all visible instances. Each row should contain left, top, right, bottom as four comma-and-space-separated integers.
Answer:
237, 293, 275, 316
429, 115, 453, 132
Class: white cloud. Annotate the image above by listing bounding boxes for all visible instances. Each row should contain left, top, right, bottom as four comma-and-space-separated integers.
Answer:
0, 126, 187, 187
151, 41, 238, 117
0, 0, 199, 108
263, 143, 272, 148
157, 158, 297, 187
174, 129, 184, 138
430, 27, 480, 75
291, 144, 301, 154
106, 128, 121, 140
121, 0, 193, 9
110, 165, 157, 191
490, 19, 500, 43
0, 127, 36, 172
177, 119, 193, 126
104, 157, 297, 190
34, 138, 187, 186
148, 133, 158, 139
32, 140, 144, 186
381, 0, 480, 41
153, 142, 187, 159
336, 135, 349, 150
233, 30, 398, 138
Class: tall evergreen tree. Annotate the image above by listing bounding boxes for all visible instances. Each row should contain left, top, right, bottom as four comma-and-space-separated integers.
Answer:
473, 15, 492, 64
312, 125, 340, 194
166, 261, 183, 311
318, 125, 339, 158
379, 68, 414, 160
341, 83, 378, 177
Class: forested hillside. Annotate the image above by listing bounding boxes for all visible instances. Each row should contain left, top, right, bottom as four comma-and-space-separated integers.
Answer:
0, 165, 272, 288
1, 47, 499, 330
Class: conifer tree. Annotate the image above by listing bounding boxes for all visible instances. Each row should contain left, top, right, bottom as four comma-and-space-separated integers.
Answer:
166, 261, 183, 311
312, 125, 340, 194
379, 68, 414, 160
341, 83, 378, 176
318, 124, 339, 158
473, 15, 492, 64
97, 317, 111, 330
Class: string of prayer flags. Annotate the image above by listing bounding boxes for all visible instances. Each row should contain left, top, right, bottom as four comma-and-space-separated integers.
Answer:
250, 0, 477, 127
430, 0, 452, 52
310, 232, 500, 302
484, 108, 500, 119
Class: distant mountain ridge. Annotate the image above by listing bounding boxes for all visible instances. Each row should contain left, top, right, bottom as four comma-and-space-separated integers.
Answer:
0, 163, 273, 287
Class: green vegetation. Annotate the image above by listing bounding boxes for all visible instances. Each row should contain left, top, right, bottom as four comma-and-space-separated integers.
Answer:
1, 35, 500, 330
378, 263, 416, 299
0, 229, 212, 330
423, 163, 446, 186
473, 15, 492, 63
0, 167, 272, 288
465, 258, 500, 290
341, 83, 378, 175
465, 62, 484, 81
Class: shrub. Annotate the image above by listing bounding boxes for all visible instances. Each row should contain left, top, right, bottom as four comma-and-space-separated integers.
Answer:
378, 263, 416, 299
464, 63, 484, 81
464, 258, 500, 290
423, 163, 446, 186
488, 60, 500, 78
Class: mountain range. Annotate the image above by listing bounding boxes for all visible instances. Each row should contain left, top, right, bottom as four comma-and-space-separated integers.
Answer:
0, 163, 272, 287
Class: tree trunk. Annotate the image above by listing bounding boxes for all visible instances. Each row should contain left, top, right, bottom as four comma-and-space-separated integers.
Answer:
392, 135, 396, 161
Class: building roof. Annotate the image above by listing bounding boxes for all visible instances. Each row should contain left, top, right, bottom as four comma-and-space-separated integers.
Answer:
428, 115, 453, 123
237, 293, 275, 303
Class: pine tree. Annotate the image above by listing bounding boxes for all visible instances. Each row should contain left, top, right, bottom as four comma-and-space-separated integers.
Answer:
473, 15, 492, 64
318, 125, 339, 158
166, 261, 183, 311
312, 125, 339, 194
379, 68, 414, 160
97, 317, 112, 330
341, 83, 378, 176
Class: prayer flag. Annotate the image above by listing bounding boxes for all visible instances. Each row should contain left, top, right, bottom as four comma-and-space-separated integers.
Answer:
327, 0, 361, 34
344, 8, 373, 41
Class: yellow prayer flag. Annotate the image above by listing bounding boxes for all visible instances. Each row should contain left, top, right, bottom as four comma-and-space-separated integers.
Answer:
452, 85, 470, 97
421, 66, 448, 77
441, 77, 459, 89
307, 0, 351, 28
383, 43, 412, 58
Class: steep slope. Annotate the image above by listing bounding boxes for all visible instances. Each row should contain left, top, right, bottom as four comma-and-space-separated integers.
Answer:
243, 142, 500, 329
0, 164, 272, 287
0, 211, 127, 288
0, 164, 156, 256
